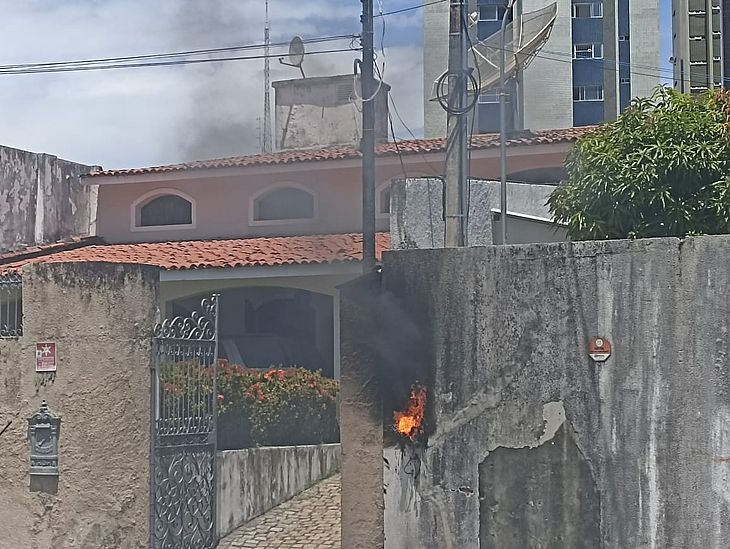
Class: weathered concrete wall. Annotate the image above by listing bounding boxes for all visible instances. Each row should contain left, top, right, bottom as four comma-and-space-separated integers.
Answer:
0, 262, 158, 549
0, 145, 98, 251
273, 75, 389, 150
216, 443, 341, 537
390, 178, 558, 248
342, 236, 730, 548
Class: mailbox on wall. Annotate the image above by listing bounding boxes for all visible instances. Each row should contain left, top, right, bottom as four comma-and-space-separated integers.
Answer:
27, 400, 61, 476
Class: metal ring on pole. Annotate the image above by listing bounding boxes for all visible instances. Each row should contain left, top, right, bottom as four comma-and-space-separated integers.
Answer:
436, 69, 479, 116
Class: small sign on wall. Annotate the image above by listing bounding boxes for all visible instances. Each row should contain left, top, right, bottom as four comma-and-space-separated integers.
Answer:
35, 343, 57, 372
588, 337, 611, 363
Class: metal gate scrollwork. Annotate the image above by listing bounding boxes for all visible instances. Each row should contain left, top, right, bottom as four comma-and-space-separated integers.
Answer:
151, 295, 219, 549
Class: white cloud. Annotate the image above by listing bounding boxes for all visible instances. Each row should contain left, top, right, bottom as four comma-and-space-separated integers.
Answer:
0, 0, 424, 168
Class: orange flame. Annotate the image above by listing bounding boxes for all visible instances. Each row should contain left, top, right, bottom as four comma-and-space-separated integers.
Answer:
393, 383, 426, 441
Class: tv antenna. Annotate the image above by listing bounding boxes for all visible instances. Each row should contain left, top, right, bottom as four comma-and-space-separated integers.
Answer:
262, 0, 273, 153
431, 1, 558, 246
431, 2, 558, 102
279, 35, 306, 78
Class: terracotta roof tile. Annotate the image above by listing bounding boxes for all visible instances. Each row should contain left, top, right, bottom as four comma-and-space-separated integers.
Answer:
86, 127, 595, 178
0, 236, 103, 264
0, 233, 390, 274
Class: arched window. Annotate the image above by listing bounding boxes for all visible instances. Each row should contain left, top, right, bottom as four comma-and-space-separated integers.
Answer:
252, 186, 316, 222
132, 189, 195, 230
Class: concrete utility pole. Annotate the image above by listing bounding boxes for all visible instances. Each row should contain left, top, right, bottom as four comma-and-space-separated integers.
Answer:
361, 0, 376, 272
444, 0, 470, 247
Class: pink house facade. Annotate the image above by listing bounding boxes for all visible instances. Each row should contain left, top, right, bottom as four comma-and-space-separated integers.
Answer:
1, 127, 590, 377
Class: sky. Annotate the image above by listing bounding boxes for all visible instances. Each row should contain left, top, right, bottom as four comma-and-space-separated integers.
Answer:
0, 0, 671, 170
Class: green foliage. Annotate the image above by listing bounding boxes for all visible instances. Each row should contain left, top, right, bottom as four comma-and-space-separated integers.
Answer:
162, 360, 339, 448
239, 366, 339, 447
548, 87, 730, 240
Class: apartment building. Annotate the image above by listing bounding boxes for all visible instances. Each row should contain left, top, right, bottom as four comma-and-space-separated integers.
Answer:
672, 0, 728, 92
423, 0, 661, 136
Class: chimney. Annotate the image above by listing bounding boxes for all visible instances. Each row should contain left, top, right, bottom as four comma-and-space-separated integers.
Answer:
272, 74, 390, 150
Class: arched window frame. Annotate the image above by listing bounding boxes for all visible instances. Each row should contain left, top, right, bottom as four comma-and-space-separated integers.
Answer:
375, 182, 392, 219
131, 188, 197, 232
249, 183, 318, 226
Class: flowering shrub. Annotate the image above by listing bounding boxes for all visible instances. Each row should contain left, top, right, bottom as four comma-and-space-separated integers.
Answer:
242, 366, 339, 446
161, 360, 339, 448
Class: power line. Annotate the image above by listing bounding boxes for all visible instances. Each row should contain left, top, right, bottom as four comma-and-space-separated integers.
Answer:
0, 35, 359, 75
0, 47, 359, 76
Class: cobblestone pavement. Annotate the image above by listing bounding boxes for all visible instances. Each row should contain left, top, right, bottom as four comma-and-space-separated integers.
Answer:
218, 473, 341, 549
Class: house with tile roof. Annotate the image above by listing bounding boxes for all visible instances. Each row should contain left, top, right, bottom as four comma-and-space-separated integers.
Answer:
0, 126, 591, 377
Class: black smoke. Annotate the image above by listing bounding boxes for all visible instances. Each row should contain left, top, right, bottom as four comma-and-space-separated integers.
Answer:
341, 272, 430, 437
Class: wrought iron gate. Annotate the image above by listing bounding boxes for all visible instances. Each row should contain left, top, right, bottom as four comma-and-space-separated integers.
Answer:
151, 295, 219, 549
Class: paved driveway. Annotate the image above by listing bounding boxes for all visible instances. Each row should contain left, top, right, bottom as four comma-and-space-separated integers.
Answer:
218, 473, 341, 549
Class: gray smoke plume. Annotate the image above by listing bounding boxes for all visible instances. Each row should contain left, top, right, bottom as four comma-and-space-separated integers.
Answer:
169, 0, 360, 161
169, 1, 262, 160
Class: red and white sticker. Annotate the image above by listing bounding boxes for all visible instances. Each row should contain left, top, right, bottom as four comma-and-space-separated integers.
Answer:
588, 337, 611, 362
35, 342, 57, 372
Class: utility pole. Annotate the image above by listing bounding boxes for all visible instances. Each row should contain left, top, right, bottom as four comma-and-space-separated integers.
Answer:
361, 0, 376, 273
262, 0, 273, 153
443, 0, 469, 247
499, 0, 518, 245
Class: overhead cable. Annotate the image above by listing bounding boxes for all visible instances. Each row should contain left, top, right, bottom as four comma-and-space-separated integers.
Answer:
0, 35, 359, 76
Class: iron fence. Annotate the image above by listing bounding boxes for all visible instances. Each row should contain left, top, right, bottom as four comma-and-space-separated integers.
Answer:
151, 295, 219, 549
0, 273, 22, 338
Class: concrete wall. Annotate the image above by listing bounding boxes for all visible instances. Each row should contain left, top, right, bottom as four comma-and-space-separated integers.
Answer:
273, 75, 389, 150
216, 444, 341, 537
390, 177, 557, 248
629, 0, 661, 99
423, 0, 449, 138
520, 0, 574, 130
491, 211, 568, 244
0, 262, 158, 549
341, 235, 730, 548
0, 145, 98, 251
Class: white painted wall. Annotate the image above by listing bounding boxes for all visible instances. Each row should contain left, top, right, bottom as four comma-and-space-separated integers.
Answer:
630, 0, 662, 98
423, 0, 450, 138
520, 0, 574, 130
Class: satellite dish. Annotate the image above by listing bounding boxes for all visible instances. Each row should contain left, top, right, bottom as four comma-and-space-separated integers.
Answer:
431, 2, 558, 101
279, 35, 306, 78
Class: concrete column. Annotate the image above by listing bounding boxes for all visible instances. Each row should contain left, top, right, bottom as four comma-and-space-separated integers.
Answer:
333, 291, 341, 379
423, 0, 450, 137
339, 273, 384, 549
520, 0, 574, 129
629, 0, 661, 98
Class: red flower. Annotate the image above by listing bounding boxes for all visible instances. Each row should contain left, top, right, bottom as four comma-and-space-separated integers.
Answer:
217, 394, 224, 402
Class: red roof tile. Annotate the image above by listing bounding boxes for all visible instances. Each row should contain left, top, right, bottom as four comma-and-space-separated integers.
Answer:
86, 127, 595, 178
0, 233, 390, 274
0, 236, 103, 264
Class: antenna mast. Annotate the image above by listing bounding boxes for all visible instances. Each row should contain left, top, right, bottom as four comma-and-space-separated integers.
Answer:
262, 0, 273, 153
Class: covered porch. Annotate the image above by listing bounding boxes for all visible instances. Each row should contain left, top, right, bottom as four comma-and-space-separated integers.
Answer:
0, 232, 390, 379
160, 262, 360, 378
